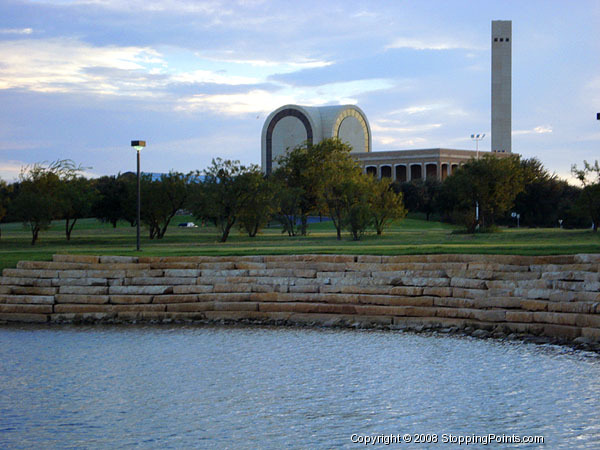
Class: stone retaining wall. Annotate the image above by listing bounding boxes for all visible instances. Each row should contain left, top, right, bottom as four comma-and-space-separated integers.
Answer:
1, 254, 599, 343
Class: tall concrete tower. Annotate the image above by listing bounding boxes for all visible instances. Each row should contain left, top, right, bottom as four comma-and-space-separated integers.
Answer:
491, 20, 511, 153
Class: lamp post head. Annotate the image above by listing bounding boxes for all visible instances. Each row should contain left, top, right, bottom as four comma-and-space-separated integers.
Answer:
597, 112, 600, 120
131, 140, 146, 151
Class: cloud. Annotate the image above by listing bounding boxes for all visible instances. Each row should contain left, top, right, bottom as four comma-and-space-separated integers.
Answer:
385, 36, 483, 51
513, 125, 553, 136
0, 38, 165, 95
0, 160, 27, 181
0, 28, 33, 35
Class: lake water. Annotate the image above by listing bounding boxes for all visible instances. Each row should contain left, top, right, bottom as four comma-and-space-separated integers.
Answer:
1, 324, 599, 449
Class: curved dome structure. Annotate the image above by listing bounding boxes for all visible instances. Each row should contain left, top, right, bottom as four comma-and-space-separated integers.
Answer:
261, 104, 371, 174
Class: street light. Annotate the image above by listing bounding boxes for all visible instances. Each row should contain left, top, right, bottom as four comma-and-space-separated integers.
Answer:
470, 133, 485, 159
131, 140, 146, 251
470, 133, 485, 228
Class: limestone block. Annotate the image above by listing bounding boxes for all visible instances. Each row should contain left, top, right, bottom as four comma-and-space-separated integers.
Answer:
547, 302, 593, 314
515, 288, 554, 300
200, 269, 249, 278
468, 263, 528, 272
450, 278, 487, 289
452, 287, 489, 299
57, 270, 90, 279
203, 311, 269, 321
0, 286, 11, 294
472, 297, 521, 309
288, 285, 319, 293
3, 268, 59, 278
53, 254, 99, 264
109, 286, 173, 295
505, 311, 534, 322
520, 300, 548, 311
52, 278, 108, 286
433, 297, 476, 309
502, 322, 545, 335
99, 255, 138, 264
574, 314, 600, 328
234, 262, 266, 270
542, 324, 581, 339
553, 292, 600, 302
198, 293, 252, 302
485, 280, 517, 289
172, 285, 214, 294
554, 281, 600, 292
541, 271, 599, 282
0, 295, 54, 304
357, 255, 383, 263
212, 284, 251, 293
86, 270, 127, 279
574, 254, 600, 263
0, 313, 48, 323
59, 286, 108, 295
162, 269, 201, 278
492, 271, 540, 281
392, 277, 450, 287
533, 312, 578, 326
198, 262, 236, 270
422, 287, 453, 297
0, 304, 53, 314
166, 302, 214, 312
125, 277, 191, 286
55, 294, 110, 304
249, 292, 280, 302
17, 261, 86, 270
196, 276, 228, 285
517, 279, 553, 289
10, 286, 57, 296
110, 295, 154, 304
124, 269, 164, 278
152, 294, 199, 304
55, 304, 117, 313
111, 304, 165, 312
389, 286, 423, 296
470, 309, 506, 322
581, 327, 600, 341
436, 307, 474, 319
149, 262, 198, 269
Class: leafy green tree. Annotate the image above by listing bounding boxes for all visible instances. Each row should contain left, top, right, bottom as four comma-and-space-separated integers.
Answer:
369, 178, 407, 235
341, 176, 373, 241
237, 173, 277, 237
571, 160, 600, 232
273, 184, 303, 236
11, 160, 80, 245
441, 154, 525, 232
0, 179, 9, 239
141, 172, 190, 239
393, 179, 441, 220
314, 138, 365, 240
92, 174, 135, 228
273, 143, 323, 235
58, 176, 96, 240
191, 158, 259, 242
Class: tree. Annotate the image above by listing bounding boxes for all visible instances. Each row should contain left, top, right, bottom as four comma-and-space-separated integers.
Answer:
571, 160, 600, 232
57, 176, 96, 240
314, 138, 365, 240
237, 173, 277, 237
191, 158, 259, 242
392, 179, 441, 220
441, 154, 524, 232
272, 143, 323, 236
369, 178, 407, 235
141, 172, 190, 239
11, 160, 80, 245
0, 179, 9, 239
92, 174, 135, 228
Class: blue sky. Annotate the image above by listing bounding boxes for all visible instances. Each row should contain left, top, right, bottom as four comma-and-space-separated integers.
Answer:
0, 0, 599, 182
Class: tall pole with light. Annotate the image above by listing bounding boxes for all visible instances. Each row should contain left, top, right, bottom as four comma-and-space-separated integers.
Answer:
131, 140, 146, 251
470, 133, 485, 228
471, 133, 485, 160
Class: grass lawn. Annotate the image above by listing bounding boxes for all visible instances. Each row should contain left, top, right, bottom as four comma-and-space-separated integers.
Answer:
0, 214, 598, 270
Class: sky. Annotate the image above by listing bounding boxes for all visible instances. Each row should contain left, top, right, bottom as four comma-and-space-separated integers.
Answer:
0, 0, 599, 182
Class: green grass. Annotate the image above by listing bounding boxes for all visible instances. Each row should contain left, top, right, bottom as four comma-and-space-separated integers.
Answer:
0, 214, 598, 271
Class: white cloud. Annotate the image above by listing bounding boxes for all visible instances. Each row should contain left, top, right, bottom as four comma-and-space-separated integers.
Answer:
386, 36, 483, 51
0, 38, 165, 95
0, 28, 33, 35
513, 125, 553, 136
0, 160, 27, 181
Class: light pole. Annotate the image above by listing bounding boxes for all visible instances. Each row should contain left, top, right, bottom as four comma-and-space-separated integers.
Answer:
131, 140, 146, 251
470, 133, 485, 228
470, 133, 485, 159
